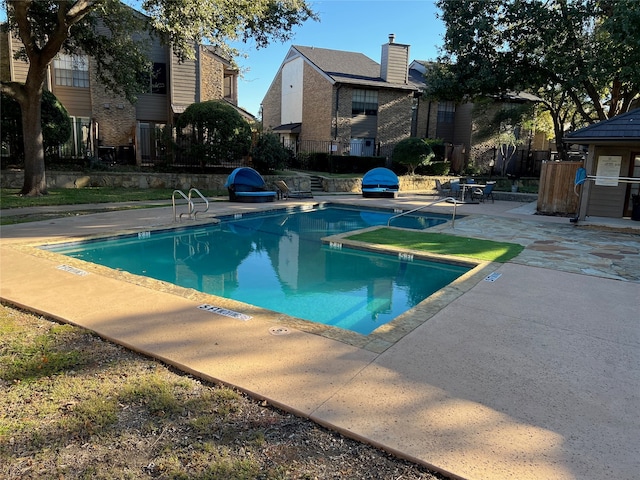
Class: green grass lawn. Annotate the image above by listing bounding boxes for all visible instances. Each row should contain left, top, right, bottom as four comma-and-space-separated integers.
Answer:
346, 228, 524, 262
0, 187, 226, 225
0, 187, 174, 209
0, 187, 218, 210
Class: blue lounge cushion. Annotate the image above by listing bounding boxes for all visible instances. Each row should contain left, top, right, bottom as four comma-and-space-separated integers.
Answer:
234, 191, 276, 197
362, 168, 399, 197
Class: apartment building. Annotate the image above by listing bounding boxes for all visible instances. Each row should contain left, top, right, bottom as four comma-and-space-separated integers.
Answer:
1, 15, 248, 165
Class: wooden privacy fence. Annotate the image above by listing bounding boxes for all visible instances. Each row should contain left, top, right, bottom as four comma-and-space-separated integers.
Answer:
537, 161, 583, 214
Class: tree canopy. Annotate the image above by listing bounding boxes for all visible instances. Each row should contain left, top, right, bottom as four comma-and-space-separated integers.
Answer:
1, 0, 316, 196
425, 0, 640, 158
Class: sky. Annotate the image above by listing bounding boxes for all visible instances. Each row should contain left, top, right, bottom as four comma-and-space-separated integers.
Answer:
1, 1, 446, 117
233, 0, 446, 117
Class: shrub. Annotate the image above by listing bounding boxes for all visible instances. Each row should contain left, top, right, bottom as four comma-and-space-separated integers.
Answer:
331, 155, 386, 174
176, 100, 251, 169
1, 90, 72, 164
392, 138, 436, 175
417, 161, 450, 175
251, 133, 293, 172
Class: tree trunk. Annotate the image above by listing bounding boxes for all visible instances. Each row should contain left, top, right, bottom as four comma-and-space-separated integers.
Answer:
20, 90, 47, 196
552, 117, 569, 162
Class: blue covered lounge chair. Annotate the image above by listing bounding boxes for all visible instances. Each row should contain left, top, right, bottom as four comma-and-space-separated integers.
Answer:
361, 167, 399, 198
224, 167, 277, 203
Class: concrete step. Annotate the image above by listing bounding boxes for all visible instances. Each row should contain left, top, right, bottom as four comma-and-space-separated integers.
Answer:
310, 176, 323, 192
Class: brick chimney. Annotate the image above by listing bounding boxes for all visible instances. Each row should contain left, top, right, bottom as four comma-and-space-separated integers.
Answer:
380, 33, 409, 84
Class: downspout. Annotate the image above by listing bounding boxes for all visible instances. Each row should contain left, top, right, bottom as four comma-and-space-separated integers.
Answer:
425, 100, 432, 138
411, 94, 420, 137
334, 84, 342, 140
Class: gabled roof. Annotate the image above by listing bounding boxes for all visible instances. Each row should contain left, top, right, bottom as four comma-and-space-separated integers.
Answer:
564, 108, 640, 143
292, 45, 418, 91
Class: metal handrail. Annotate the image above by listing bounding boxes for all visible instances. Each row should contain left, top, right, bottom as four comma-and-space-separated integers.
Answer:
188, 188, 209, 220
172, 189, 194, 222
386, 197, 463, 228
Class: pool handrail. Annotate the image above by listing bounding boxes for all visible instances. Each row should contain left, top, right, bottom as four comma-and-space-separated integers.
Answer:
172, 188, 210, 222
188, 188, 209, 220
386, 197, 463, 228
172, 189, 194, 222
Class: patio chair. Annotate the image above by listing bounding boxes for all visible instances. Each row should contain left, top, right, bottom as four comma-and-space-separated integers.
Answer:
449, 180, 461, 199
275, 180, 313, 199
361, 167, 399, 198
472, 181, 496, 203
435, 179, 451, 198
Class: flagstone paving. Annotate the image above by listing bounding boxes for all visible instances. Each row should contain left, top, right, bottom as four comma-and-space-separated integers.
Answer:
430, 214, 640, 282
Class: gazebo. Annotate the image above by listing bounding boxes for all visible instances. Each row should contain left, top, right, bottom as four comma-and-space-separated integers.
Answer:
564, 108, 640, 221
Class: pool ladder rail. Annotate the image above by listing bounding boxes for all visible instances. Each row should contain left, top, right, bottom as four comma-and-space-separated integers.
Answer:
172, 188, 209, 222
386, 197, 462, 228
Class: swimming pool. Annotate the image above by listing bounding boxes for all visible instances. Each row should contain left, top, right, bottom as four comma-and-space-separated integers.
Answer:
45, 205, 470, 335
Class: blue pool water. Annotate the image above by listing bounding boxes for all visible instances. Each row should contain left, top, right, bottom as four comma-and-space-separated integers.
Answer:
46, 205, 469, 335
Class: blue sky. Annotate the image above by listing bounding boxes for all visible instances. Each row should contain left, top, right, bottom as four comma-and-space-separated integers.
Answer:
234, 0, 446, 116
1, 1, 446, 117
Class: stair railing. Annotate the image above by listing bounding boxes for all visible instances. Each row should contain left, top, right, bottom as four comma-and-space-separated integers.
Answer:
386, 197, 462, 228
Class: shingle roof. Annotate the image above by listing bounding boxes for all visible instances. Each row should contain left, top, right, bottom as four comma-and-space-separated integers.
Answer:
293, 45, 417, 91
565, 109, 640, 142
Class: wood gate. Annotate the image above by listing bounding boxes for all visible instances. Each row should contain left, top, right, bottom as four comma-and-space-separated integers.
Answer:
537, 161, 583, 215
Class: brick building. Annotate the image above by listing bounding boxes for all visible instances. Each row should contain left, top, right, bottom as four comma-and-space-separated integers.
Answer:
1, 13, 252, 165
262, 35, 548, 174
261, 34, 464, 159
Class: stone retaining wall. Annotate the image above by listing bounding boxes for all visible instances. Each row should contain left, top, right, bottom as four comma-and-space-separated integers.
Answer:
1, 170, 537, 202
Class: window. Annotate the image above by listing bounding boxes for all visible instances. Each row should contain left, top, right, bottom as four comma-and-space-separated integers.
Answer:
437, 101, 455, 123
59, 117, 90, 158
352, 89, 378, 116
151, 63, 167, 94
224, 74, 233, 99
54, 54, 89, 88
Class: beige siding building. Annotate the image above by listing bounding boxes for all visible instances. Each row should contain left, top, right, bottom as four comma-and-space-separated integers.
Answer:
1, 19, 247, 165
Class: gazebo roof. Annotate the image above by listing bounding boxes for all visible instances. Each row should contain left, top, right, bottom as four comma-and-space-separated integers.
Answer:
564, 109, 640, 143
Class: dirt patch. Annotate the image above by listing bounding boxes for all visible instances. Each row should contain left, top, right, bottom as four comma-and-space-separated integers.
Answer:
0, 304, 449, 479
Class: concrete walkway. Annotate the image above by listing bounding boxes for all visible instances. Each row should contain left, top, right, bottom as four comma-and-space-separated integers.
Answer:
1, 195, 638, 480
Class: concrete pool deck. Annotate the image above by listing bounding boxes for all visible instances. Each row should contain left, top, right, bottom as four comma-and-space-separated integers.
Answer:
1, 194, 639, 480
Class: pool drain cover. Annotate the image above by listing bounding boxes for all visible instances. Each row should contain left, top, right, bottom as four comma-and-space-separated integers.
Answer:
269, 326, 291, 336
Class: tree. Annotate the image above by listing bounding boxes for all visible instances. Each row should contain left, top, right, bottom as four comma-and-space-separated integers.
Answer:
176, 100, 252, 168
473, 101, 535, 176
1, 0, 316, 196
425, 0, 640, 159
1, 90, 72, 163
392, 138, 435, 175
